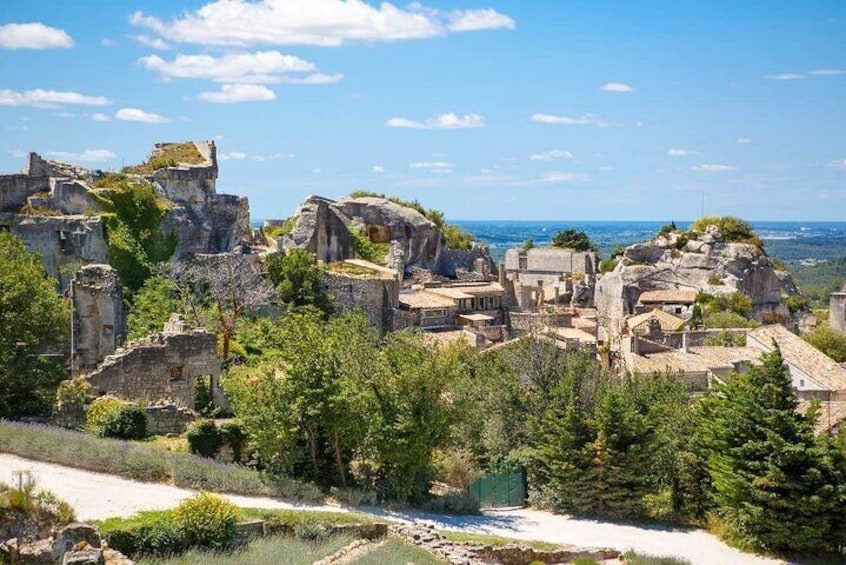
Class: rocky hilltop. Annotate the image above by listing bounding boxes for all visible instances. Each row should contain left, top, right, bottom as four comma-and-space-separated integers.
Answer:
0, 141, 249, 287
596, 222, 804, 334
281, 195, 450, 274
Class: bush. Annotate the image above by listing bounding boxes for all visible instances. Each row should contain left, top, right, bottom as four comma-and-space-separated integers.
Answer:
783, 294, 809, 315
523, 239, 534, 250
187, 420, 223, 458
86, 396, 127, 434
707, 274, 724, 286
689, 216, 763, 247
193, 377, 215, 417
55, 377, 90, 414
599, 257, 618, 273
294, 523, 330, 542
551, 229, 597, 252
704, 311, 759, 329
220, 422, 248, 463
173, 493, 240, 550
804, 325, 846, 362
101, 511, 184, 558
704, 330, 746, 347
419, 492, 481, 515
102, 404, 148, 440
432, 449, 480, 490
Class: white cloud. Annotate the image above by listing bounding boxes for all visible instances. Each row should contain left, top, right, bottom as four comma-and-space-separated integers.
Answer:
55, 111, 75, 118
371, 165, 385, 174
531, 113, 613, 127
197, 84, 276, 103
600, 82, 634, 93
0, 89, 110, 108
46, 149, 117, 163
90, 113, 110, 122
278, 73, 344, 85
115, 107, 170, 124
129, 1, 514, 47
410, 161, 453, 170
139, 51, 317, 83
736, 137, 752, 144
766, 69, 845, 80
446, 9, 515, 31
667, 148, 700, 157
219, 151, 248, 161
691, 164, 734, 172
132, 34, 171, 50
516, 172, 586, 185
529, 149, 574, 162
827, 159, 846, 169
311, 168, 322, 174
0, 23, 73, 49
101, 38, 117, 47
386, 112, 484, 129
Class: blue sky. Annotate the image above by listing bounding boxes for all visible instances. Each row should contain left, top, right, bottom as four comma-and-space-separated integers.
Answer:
1, 1, 844, 221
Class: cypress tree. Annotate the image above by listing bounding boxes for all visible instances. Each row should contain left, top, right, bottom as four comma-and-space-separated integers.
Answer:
699, 345, 841, 552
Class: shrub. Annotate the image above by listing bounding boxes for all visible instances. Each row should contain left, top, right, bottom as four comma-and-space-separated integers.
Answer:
689, 216, 763, 247
599, 257, 618, 273
658, 221, 678, 235
294, 523, 330, 542
707, 274, 724, 286
0, 472, 75, 525
187, 420, 223, 458
86, 396, 127, 434
804, 325, 846, 362
432, 449, 480, 490
102, 404, 148, 440
704, 311, 759, 329
704, 330, 746, 347
102, 511, 183, 558
220, 422, 248, 463
173, 493, 240, 550
783, 294, 809, 315
193, 376, 215, 417
551, 229, 597, 252
55, 377, 90, 413
523, 239, 534, 250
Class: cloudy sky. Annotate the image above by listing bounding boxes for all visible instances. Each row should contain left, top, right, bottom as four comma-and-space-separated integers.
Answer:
1, 0, 844, 221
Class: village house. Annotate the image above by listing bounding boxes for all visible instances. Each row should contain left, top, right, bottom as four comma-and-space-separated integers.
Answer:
502, 247, 597, 310
635, 289, 698, 318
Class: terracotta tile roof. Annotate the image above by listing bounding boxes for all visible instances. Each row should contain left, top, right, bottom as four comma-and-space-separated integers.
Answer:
427, 282, 505, 300
798, 400, 846, 435
627, 346, 760, 376
459, 313, 495, 322
748, 324, 846, 392
626, 310, 686, 334
399, 291, 457, 309
638, 290, 697, 304
554, 327, 597, 344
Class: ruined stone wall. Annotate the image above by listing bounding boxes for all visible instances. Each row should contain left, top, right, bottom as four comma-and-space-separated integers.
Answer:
435, 246, 495, 278
145, 403, 195, 435
73, 264, 125, 371
0, 213, 108, 288
324, 272, 400, 335
86, 330, 220, 407
830, 293, 846, 333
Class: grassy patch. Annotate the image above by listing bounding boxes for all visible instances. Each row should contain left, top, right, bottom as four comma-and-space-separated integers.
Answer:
124, 143, 206, 175
440, 531, 560, 551
624, 551, 692, 565
351, 539, 443, 564
137, 534, 354, 565
327, 261, 383, 278
263, 218, 297, 239
0, 421, 323, 502
240, 508, 382, 526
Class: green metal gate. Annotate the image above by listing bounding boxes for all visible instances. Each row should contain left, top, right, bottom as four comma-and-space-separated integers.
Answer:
468, 468, 527, 508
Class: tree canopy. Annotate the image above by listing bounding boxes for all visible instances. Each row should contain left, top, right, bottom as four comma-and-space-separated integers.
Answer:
551, 229, 597, 252
0, 231, 69, 417
265, 249, 333, 317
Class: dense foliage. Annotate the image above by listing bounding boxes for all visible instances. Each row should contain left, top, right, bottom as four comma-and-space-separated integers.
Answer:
804, 325, 846, 362
94, 176, 178, 292
266, 248, 333, 317
349, 191, 475, 250
126, 276, 181, 340
102, 403, 148, 440
173, 493, 240, 550
697, 347, 846, 553
551, 229, 597, 252
791, 257, 846, 308
689, 216, 763, 247
0, 232, 69, 418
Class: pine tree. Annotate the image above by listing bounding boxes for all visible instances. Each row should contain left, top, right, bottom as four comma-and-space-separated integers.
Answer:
699, 345, 842, 553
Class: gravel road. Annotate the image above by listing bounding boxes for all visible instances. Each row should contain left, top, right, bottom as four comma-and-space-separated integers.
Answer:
0, 454, 783, 565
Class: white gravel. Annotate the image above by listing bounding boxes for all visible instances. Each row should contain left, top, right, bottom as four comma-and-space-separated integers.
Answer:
0, 454, 783, 565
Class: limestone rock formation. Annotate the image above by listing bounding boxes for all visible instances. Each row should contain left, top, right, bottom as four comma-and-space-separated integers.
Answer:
282, 195, 444, 273
0, 142, 251, 287
596, 225, 802, 335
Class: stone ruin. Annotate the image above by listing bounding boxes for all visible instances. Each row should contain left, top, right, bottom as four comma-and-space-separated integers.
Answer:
0, 141, 251, 290
71, 264, 125, 372
1, 522, 134, 565
830, 283, 846, 333
85, 314, 221, 409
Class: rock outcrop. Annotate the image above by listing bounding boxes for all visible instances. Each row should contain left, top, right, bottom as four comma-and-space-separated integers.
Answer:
596, 225, 802, 335
282, 195, 444, 273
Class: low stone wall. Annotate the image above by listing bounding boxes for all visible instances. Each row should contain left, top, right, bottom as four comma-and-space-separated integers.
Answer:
145, 404, 195, 435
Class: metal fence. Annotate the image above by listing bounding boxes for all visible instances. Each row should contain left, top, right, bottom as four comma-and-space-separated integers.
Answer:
468, 468, 527, 508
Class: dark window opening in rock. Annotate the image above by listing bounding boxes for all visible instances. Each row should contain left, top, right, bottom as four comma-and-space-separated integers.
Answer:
367, 224, 391, 244
519, 257, 527, 270
58, 231, 68, 253
169, 366, 184, 381
404, 225, 412, 239
675, 307, 683, 314
102, 324, 113, 336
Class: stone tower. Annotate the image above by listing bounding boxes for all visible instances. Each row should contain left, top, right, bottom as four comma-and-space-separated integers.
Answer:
830, 284, 846, 333
72, 264, 125, 372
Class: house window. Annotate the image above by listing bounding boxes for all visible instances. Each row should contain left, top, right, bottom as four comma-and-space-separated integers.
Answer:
169, 366, 184, 381
800, 379, 805, 388
675, 307, 683, 314
470, 298, 475, 309
488, 296, 495, 308
519, 257, 527, 270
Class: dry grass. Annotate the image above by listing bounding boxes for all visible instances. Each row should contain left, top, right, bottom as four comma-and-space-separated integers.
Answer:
124, 143, 206, 174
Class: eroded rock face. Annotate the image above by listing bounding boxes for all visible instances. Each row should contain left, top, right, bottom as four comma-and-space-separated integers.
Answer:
282, 195, 444, 273
596, 228, 801, 335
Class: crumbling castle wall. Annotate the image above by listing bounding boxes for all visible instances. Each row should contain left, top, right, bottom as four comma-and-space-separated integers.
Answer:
86, 323, 220, 408
72, 264, 126, 372
324, 270, 400, 335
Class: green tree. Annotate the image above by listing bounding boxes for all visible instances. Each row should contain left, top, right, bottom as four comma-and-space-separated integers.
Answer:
0, 232, 70, 417
265, 249, 333, 317
698, 346, 844, 552
804, 324, 846, 362
126, 275, 181, 340
551, 229, 597, 252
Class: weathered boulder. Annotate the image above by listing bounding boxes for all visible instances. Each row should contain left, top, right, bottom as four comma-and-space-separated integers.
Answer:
52, 524, 101, 562
596, 229, 801, 335
282, 195, 444, 273
62, 545, 103, 565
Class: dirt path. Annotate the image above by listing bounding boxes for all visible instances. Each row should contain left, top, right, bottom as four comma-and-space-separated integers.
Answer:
0, 454, 782, 565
